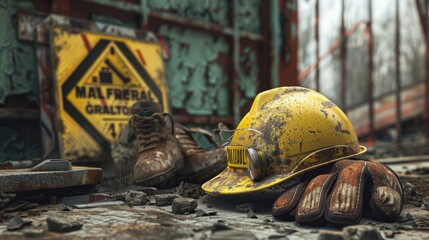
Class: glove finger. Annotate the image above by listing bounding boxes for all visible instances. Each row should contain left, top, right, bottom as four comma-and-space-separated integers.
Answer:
325, 161, 367, 225
272, 182, 308, 220
296, 173, 337, 225
366, 161, 403, 221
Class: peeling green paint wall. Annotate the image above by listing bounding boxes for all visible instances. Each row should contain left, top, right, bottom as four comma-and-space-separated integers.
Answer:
146, 0, 230, 27
159, 25, 230, 115
0, 0, 38, 104
146, 0, 262, 118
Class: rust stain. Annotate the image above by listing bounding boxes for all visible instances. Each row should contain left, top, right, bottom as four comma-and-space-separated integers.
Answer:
321, 101, 336, 108
283, 87, 310, 94
320, 109, 328, 118
334, 121, 351, 135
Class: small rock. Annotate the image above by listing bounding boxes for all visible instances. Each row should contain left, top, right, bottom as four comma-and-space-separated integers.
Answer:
384, 230, 395, 238
155, 193, 179, 206
196, 209, 208, 217
318, 230, 344, 240
58, 203, 72, 211
124, 190, 147, 206
279, 228, 297, 235
235, 203, 255, 213
172, 197, 198, 214
405, 212, 414, 221
343, 225, 383, 240
47, 216, 83, 233
403, 182, 416, 196
246, 210, 257, 219
421, 203, 429, 210
211, 223, 231, 232
7, 216, 32, 231
210, 230, 257, 240
23, 227, 46, 238
264, 218, 274, 223
268, 234, 287, 239
176, 182, 205, 199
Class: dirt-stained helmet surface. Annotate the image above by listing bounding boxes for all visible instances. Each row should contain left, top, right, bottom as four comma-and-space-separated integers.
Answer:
202, 86, 366, 194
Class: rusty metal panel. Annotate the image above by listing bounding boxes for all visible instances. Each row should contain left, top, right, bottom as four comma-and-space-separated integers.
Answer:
51, 26, 168, 161
0, 166, 102, 192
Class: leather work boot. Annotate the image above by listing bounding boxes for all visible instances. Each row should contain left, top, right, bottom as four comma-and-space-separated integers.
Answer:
130, 102, 184, 186
171, 123, 227, 184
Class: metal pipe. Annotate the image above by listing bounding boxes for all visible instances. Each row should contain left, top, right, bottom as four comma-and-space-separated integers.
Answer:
426, 0, 429, 145
340, 0, 347, 112
368, 0, 375, 144
395, 0, 401, 145
315, 0, 320, 91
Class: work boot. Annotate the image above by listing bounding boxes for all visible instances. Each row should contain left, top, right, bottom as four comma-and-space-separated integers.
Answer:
171, 123, 227, 184
130, 102, 184, 186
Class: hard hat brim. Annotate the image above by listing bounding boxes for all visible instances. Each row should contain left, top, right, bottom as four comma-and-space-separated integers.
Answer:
202, 146, 367, 195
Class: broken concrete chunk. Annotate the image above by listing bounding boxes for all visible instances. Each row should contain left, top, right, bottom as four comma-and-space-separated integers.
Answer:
235, 203, 255, 213
195, 209, 217, 217
58, 203, 72, 211
125, 190, 147, 206
211, 223, 232, 232
7, 216, 32, 231
342, 225, 383, 240
403, 182, 416, 196
210, 230, 258, 240
155, 193, 179, 206
176, 182, 205, 199
317, 230, 344, 240
172, 197, 198, 214
246, 210, 257, 219
384, 230, 395, 238
23, 227, 47, 238
47, 216, 83, 233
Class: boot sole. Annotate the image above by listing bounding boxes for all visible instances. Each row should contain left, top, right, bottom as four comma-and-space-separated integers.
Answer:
135, 157, 185, 187
164, 160, 227, 187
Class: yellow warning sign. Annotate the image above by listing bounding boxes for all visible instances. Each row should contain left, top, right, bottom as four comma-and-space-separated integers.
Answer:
52, 27, 169, 161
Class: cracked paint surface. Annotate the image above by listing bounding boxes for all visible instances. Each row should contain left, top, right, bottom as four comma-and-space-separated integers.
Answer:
0, 0, 38, 104
158, 25, 230, 115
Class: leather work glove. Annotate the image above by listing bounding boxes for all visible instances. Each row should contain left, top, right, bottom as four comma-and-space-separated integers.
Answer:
272, 160, 403, 226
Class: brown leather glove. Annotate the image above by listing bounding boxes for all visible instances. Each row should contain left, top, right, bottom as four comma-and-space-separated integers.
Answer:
272, 159, 403, 226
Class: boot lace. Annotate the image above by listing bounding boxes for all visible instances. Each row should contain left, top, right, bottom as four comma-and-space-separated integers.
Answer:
131, 112, 174, 152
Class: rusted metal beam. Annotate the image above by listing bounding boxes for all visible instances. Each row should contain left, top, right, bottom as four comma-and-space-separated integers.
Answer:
340, 0, 347, 111
278, 0, 299, 86
52, 0, 71, 15
0, 108, 39, 119
315, 0, 320, 91
395, 0, 401, 145
148, 11, 265, 43
0, 166, 102, 192
173, 115, 234, 127
368, 0, 375, 144
417, 0, 429, 145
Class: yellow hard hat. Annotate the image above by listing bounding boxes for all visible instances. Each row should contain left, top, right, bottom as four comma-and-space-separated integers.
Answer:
202, 86, 366, 194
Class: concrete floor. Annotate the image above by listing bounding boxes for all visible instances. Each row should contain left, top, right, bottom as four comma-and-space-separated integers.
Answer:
0, 188, 428, 240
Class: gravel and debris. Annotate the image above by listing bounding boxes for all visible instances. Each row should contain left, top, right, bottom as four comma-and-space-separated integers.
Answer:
317, 230, 344, 240
155, 193, 179, 206
46, 215, 83, 233
124, 190, 147, 206
172, 197, 198, 214
235, 203, 255, 213
6, 216, 31, 231
210, 229, 258, 240
1, 145, 429, 239
176, 181, 205, 199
